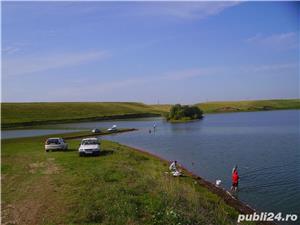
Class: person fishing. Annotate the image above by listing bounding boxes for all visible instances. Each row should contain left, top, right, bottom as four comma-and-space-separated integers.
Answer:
231, 165, 239, 191
169, 160, 181, 176
169, 160, 178, 172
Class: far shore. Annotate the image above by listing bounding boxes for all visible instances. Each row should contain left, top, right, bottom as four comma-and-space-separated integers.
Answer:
2, 99, 299, 129
2, 113, 160, 129
166, 118, 201, 123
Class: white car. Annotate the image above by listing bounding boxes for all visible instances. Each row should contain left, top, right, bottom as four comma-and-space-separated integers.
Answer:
79, 138, 101, 156
45, 138, 68, 152
107, 125, 117, 132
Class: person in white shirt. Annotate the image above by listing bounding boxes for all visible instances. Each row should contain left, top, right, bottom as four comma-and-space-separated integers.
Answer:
169, 160, 177, 172
169, 161, 181, 176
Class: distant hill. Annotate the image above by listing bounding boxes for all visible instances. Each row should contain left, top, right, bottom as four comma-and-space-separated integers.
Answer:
2, 99, 299, 128
197, 99, 300, 113
1, 102, 167, 128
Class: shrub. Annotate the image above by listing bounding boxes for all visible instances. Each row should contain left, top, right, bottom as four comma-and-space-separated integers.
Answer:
166, 104, 203, 121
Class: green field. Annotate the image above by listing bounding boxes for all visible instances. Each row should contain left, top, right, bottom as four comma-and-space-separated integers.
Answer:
2, 133, 250, 225
2, 99, 299, 128
197, 99, 300, 113
1, 102, 167, 128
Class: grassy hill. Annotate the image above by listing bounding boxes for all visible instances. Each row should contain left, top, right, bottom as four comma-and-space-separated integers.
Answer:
2, 99, 299, 128
1, 102, 168, 128
2, 134, 245, 225
197, 99, 300, 113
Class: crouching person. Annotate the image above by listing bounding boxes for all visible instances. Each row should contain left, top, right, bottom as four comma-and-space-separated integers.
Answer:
169, 160, 181, 177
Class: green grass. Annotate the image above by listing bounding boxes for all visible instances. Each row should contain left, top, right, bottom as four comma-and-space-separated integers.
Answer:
167, 117, 200, 123
2, 134, 249, 225
197, 99, 300, 114
1, 102, 168, 128
2, 99, 299, 128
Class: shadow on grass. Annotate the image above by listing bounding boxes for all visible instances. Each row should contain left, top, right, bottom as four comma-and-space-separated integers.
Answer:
46, 149, 115, 157
99, 150, 114, 156
46, 148, 77, 152
79, 150, 115, 157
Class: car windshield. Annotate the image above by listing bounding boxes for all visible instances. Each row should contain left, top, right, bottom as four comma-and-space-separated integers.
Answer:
47, 139, 60, 145
82, 140, 99, 145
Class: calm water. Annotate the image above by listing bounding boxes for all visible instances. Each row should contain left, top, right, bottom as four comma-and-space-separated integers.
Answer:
1, 129, 81, 139
2, 110, 300, 219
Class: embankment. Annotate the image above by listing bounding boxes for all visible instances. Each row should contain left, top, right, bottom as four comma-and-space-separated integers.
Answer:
2, 99, 299, 129
120, 144, 277, 225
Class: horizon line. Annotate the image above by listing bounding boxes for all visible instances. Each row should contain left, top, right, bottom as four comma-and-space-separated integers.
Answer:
2, 97, 299, 105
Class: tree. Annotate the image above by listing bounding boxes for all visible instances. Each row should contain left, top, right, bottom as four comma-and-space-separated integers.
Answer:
166, 104, 203, 121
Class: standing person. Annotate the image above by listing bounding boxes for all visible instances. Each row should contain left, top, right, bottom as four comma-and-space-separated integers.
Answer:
232, 165, 238, 175
153, 123, 156, 132
231, 166, 239, 191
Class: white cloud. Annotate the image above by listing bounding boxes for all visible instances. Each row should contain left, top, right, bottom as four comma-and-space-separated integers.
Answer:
138, 2, 241, 20
245, 32, 299, 50
50, 67, 220, 99
2, 46, 20, 55
240, 63, 298, 73
96, 63, 297, 91
61, 2, 241, 20
90, 68, 216, 92
2, 50, 110, 76
2, 42, 29, 55
4, 62, 297, 102
56, 62, 297, 97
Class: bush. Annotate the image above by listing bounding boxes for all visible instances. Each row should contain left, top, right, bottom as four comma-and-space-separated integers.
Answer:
166, 104, 203, 121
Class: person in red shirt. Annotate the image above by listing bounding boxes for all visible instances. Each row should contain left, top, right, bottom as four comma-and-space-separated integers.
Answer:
231, 165, 239, 191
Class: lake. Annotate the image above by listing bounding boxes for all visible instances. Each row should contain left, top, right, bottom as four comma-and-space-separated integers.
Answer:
2, 110, 299, 219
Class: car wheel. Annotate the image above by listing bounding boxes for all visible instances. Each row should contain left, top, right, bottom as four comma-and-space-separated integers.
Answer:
46, 149, 49, 152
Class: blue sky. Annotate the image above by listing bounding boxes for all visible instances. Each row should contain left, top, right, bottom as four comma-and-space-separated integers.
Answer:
2, 1, 299, 103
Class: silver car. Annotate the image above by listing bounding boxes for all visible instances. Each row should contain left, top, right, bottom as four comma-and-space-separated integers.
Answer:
45, 138, 68, 152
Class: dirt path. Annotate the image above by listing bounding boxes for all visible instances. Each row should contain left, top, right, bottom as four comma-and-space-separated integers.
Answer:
2, 158, 66, 225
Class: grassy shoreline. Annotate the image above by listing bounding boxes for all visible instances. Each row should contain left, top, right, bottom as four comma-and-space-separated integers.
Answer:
121, 144, 260, 215
1, 113, 160, 129
2, 131, 260, 225
2, 99, 299, 129
167, 118, 201, 123
3, 128, 137, 140
198, 99, 300, 114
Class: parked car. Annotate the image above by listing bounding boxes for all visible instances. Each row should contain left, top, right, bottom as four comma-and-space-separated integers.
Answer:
107, 125, 117, 132
45, 138, 68, 152
92, 128, 101, 133
79, 138, 101, 156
